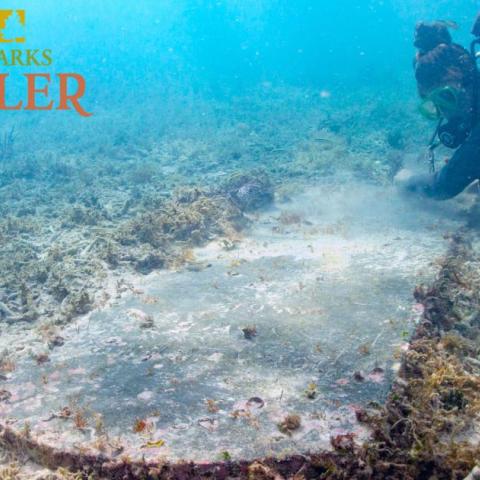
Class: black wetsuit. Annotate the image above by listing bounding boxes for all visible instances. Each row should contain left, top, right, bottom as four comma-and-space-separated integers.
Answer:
408, 36, 480, 199
423, 122, 480, 199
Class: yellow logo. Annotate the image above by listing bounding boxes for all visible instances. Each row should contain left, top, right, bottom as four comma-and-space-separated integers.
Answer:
0, 10, 25, 43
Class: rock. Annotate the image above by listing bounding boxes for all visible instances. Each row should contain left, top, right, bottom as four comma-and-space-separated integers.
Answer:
222, 171, 274, 212
246, 397, 265, 410
127, 309, 154, 329
353, 370, 365, 382
242, 325, 257, 340
137, 390, 154, 402
0, 389, 11, 402
48, 335, 65, 349
198, 418, 219, 432
135, 253, 165, 274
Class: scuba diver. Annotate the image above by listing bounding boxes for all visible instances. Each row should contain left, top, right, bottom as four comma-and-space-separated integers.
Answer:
397, 15, 480, 199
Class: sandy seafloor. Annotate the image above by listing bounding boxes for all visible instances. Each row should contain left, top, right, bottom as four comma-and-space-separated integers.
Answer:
0, 87, 476, 477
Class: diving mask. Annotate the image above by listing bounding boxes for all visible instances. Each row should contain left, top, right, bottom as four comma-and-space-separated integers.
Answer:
419, 86, 461, 120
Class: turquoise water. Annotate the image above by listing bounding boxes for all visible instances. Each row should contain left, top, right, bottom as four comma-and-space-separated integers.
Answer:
2, 0, 479, 148
0, 0, 478, 472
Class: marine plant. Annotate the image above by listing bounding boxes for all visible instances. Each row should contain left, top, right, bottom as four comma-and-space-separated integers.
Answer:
277, 414, 302, 435
0, 464, 20, 480
72, 409, 88, 430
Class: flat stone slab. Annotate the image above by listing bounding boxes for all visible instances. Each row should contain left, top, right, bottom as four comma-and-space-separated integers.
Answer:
0, 184, 464, 464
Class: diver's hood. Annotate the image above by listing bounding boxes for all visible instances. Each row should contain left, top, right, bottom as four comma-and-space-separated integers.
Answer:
415, 22, 452, 53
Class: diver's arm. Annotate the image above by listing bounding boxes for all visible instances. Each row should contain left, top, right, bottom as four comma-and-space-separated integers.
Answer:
400, 124, 480, 199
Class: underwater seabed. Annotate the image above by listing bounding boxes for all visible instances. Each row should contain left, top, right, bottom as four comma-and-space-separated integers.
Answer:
0, 182, 467, 470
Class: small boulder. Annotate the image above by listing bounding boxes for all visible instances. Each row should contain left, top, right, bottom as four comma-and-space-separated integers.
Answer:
222, 171, 274, 212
